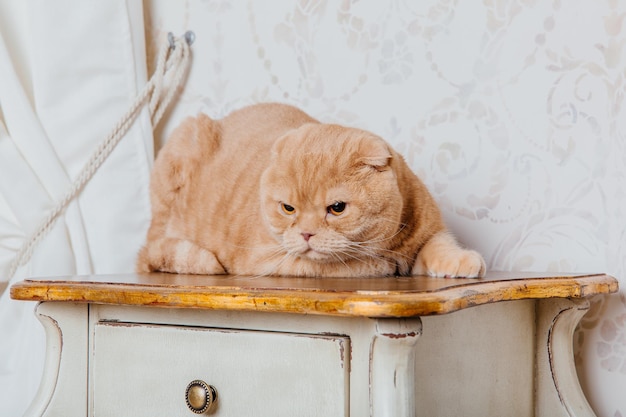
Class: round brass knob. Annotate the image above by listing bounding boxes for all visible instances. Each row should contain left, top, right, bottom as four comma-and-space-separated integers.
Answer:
185, 380, 217, 414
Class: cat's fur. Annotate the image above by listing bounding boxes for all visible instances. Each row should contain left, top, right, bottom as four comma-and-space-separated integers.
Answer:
137, 103, 486, 278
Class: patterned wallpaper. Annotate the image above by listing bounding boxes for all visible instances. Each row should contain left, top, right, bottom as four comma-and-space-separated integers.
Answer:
145, 1, 626, 415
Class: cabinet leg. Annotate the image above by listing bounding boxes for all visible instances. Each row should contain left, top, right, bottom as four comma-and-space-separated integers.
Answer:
535, 298, 596, 417
24, 302, 88, 417
370, 318, 422, 417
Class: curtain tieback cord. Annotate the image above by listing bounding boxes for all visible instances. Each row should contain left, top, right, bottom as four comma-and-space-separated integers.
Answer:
9, 31, 195, 278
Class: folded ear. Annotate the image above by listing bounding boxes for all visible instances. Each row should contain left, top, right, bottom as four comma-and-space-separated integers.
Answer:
270, 123, 314, 159
270, 132, 289, 159
358, 135, 392, 169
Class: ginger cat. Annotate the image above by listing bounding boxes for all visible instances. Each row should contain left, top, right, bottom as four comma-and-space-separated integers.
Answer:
137, 103, 486, 278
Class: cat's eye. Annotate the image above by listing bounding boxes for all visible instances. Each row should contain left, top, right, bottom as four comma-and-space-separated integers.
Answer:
281, 203, 296, 215
328, 202, 346, 216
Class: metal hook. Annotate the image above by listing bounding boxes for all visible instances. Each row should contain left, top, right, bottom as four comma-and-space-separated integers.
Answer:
168, 31, 195, 50
184, 31, 196, 46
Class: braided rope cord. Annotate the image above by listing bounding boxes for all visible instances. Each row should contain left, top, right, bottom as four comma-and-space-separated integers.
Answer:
8, 31, 194, 278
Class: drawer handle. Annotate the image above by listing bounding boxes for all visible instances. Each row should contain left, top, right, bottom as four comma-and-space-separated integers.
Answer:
185, 380, 218, 414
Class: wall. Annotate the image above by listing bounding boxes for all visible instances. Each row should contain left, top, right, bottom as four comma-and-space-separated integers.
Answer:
145, 1, 626, 415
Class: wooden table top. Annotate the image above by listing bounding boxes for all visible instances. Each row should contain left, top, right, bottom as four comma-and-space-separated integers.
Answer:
10, 272, 618, 318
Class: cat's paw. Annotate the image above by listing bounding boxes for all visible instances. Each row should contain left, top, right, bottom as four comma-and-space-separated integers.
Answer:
412, 232, 486, 278
137, 238, 226, 275
414, 248, 486, 278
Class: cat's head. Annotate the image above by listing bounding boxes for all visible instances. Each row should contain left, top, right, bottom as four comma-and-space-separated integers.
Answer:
260, 123, 404, 264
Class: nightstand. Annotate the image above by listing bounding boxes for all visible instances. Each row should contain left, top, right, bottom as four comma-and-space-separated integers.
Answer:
11, 272, 618, 416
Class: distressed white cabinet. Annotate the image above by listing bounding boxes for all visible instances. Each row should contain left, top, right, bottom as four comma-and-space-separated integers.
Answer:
11, 272, 618, 417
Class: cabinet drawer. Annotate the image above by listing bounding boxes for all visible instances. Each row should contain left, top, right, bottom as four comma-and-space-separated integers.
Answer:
90, 322, 349, 417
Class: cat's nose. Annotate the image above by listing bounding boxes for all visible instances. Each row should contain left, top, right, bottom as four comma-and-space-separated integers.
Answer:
301, 233, 314, 242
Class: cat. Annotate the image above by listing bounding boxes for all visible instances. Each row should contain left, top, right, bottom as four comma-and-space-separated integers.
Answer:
137, 103, 486, 278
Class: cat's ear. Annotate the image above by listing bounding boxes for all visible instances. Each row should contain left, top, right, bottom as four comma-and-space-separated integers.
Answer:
270, 132, 289, 159
358, 136, 392, 170
270, 125, 309, 159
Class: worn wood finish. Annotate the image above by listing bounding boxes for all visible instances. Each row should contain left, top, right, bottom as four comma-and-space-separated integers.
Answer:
23, 303, 88, 417
92, 322, 350, 416
371, 318, 422, 416
10, 272, 618, 317
535, 298, 596, 416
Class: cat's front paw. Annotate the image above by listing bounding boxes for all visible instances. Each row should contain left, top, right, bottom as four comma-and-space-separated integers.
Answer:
412, 232, 486, 278
137, 238, 227, 275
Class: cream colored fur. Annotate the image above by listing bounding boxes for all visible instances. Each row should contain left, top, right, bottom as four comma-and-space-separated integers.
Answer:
137, 103, 485, 278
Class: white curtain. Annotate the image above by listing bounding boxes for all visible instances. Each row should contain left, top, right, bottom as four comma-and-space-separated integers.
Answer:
0, 1, 153, 414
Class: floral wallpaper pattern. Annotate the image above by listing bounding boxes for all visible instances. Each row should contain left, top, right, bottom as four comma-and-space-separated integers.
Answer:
145, 1, 626, 415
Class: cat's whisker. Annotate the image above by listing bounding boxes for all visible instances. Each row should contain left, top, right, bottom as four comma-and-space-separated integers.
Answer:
220, 242, 288, 278
331, 243, 381, 264
350, 243, 413, 264
226, 245, 292, 279
340, 248, 389, 266
333, 239, 415, 269
329, 251, 355, 274
338, 252, 373, 267
351, 222, 408, 246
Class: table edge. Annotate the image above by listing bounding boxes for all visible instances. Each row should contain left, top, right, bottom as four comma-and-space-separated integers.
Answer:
9, 273, 619, 318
